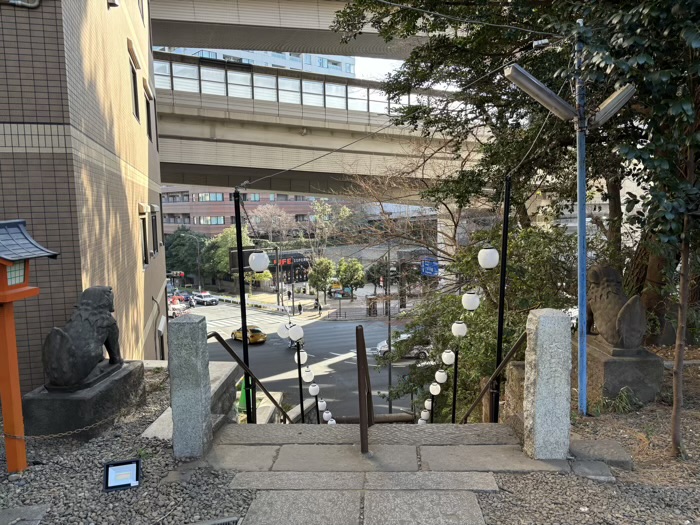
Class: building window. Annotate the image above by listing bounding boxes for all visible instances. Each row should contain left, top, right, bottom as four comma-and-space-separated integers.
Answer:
345, 63, 355, 74
172, 63, 199, 93
182, 193, 189, 202
269, 194, 275, 201
278, 77, 301, 104
201, 67, 226, 95
304, 54, 312, 65
295, 195, 305, 201
250, 193, 260, 202
289, 53, 302, 62
277, 194, 288, 202
348, 86, 368, 112
183, 216, 191, 224
197, 216, 225, 225
223, 54, 243, 63
328, 60, 342, 72
295, 214, 309, 222
151, 213, 159, 254
317, 57, 327, 68
140, 216, 148, 266
253, 74, 277, 101
131, 59, 140, 120
227, 71, 252, 99
154, 61, 171, 90
241, 193, 248, 201
242, 58, 254, 65
145, 95, 152, 141
194, 50, 217, 59
326, 83, 346, 109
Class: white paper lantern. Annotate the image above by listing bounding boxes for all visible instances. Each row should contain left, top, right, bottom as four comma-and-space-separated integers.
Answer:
429, 382, 441, 396
451, 321, 467, 337
294, 349, 308, 365
301, 367, 314, 383
308, 383, 320, 396
318, 399, 327, 411
417, 418, 428, 425
249, 251, 270, 273
277, 322, 292, 339
462, 291, 480, 311
478, 247, 499, 270
420, 409, 430, 421
424, 398, 432, 411
441, 349, 455, 366
323, 410, 332, 422
327, 418, 337, 425
435, 369, 448, 384
288, 324, 304, 342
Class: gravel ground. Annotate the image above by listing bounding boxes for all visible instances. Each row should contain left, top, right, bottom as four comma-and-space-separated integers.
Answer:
0, 368, 253, 524
479, 471, 700, 525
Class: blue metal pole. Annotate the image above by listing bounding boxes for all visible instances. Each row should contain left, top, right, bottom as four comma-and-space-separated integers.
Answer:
575, 19, 588, 415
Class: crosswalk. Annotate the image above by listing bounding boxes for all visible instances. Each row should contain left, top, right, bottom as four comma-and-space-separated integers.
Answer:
197, 303, 318, 335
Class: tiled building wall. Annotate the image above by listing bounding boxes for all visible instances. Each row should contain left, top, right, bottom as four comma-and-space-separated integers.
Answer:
61, 0, 167, 362
0, 1, 82, 393
0, 0, 166, 392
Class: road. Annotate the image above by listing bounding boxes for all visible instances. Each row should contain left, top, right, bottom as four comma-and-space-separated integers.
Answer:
187, 302, 416, 418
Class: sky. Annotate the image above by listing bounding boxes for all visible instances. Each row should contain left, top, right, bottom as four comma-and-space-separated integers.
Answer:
355, 57, 404, 81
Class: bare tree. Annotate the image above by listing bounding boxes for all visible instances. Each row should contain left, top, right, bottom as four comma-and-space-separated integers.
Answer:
250, 204, 296, 242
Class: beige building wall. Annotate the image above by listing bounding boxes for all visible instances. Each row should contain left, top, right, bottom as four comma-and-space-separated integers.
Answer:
0, 0, 166, 393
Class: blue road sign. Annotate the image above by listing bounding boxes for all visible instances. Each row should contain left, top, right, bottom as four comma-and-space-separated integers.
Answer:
421, 258, 439, 277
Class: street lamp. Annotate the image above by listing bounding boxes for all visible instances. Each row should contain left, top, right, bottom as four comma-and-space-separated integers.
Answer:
428, 381, 441, 423
503, 20, 634, 415
283, 322, 307, 423
309, 383, 321, 423
323, 410, 333, 422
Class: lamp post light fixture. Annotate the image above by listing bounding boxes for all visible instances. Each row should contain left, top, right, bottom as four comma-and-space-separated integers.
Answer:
417, 418, 428, 425
429, 382, 441, 423
294, 349, 308, 365
451, 321, 467, 338
420, 409, 430, 421
318, 398, 327, 412
424, 398, 432, 411
328, 418, 337, 425
301, 367, 314, 383
309, 383, 321, 423
477, 247, 499, 270
461, 292, 480, 312
248, 251, 270, 273
503, 20, 634, 415
323, 410, 333, 422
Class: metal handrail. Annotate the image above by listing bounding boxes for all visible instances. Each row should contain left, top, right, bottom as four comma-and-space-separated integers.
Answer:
356, 325, 375, 453
207, 331, 293, 424
459, 331, 527, 424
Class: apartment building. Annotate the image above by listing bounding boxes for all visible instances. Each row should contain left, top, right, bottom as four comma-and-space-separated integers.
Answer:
161, 185, 317, 237
0, 0, 167, 392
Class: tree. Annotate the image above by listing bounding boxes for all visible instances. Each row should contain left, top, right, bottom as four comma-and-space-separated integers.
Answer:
164, 226, 208, 284
250, 204, 296, 241
308, 258, 336, 304
245, 270, 273, 295
307, 200, 353, 261
206, 225, 254, 286
337, 258, 365, 301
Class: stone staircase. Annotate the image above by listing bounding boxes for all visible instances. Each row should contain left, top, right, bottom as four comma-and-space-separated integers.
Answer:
188, 423, 572, 525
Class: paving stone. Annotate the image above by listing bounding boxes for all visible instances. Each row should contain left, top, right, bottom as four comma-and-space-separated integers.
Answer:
0, 504, 49, 525
571, 460, 616, 482
369, 424, 519, 445
273, 444, 418, 472
159, 470, 194, 484
230, 472, 365, 490
420, 445, 570, 473
364, 491, 485, 525
206, 445, 279, 471
364, 472, 498, 492
240, 490, 360, 525
569, 439, 633, 470
215, 424, 357, 445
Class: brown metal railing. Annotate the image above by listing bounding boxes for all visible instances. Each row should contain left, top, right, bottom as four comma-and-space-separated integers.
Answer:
356, 325, 374, 453
459, 331, 527, 424
207, 331, 293, 424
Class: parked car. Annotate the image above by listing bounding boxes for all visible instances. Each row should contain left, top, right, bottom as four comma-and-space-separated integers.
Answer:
193, 292, 219, 306
232, 325, 267, 344
376, 332, 431, 359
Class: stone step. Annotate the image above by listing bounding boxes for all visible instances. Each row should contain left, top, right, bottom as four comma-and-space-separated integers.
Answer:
230, 471, 499, 492
240, 490, 486, 525
214, 423, 519, 446
203, 443, 570, 474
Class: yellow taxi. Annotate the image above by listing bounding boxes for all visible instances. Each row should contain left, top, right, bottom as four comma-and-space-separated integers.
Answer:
231, 325, 267, 344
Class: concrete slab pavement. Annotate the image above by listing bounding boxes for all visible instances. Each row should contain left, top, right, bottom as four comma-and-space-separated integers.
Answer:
240, 490, 361, 525
0, 504, 49, 525
272, 444, 419, 472
364, 491, 486, 525
420, 445, 570, 473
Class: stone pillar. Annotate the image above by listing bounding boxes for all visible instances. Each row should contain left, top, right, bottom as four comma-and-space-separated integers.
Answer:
524, 309, 571, 460
169, 315, 212, 458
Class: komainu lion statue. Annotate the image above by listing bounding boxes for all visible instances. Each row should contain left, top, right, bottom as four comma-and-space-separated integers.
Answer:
42, 286, 122, 389
586, 265, 646, 349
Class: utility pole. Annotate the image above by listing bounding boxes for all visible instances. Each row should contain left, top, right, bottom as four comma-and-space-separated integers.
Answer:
386, 239, 393, 414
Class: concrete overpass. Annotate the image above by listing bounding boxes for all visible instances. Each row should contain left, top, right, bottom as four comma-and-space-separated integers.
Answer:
155, 52, 463, 196
151, 0, 419, 59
